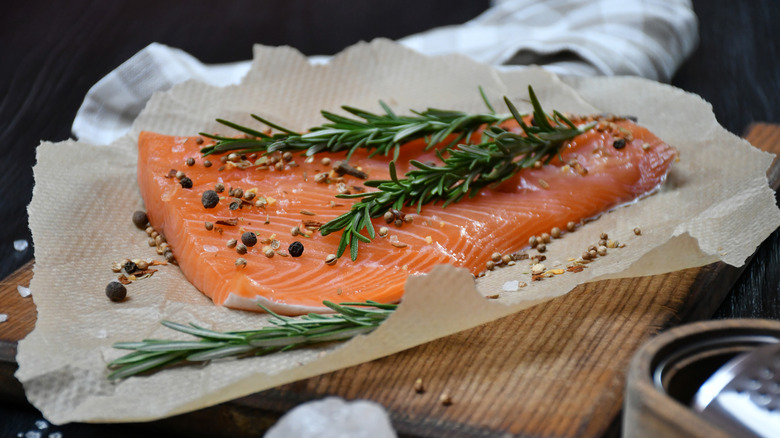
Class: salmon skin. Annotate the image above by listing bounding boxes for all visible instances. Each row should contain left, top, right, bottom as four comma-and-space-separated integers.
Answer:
137, 116, 677, 315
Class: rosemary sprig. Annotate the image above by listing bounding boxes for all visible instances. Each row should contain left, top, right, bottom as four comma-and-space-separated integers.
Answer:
107, 301, 396, 380
199, 88, 510, 161
319, 86, 596, 260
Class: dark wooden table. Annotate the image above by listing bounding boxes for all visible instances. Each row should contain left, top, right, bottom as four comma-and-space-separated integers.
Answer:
1, 1, 779, 436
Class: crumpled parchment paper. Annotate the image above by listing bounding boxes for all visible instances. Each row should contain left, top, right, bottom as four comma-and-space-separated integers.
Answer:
16, 39, 780, 424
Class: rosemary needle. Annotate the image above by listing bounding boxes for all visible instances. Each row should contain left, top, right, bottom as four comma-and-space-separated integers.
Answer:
199, 88, 510, 161
319, 86, 597, 260
107, 301, 396, 380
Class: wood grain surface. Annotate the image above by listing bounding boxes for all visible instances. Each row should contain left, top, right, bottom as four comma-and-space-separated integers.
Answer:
0, 124, 776, 437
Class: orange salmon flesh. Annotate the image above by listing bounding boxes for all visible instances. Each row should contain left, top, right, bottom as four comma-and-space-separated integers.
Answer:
137, 118, 677, 315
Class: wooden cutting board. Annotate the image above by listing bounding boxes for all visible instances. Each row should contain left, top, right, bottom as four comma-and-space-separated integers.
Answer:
1, 124, 778, 437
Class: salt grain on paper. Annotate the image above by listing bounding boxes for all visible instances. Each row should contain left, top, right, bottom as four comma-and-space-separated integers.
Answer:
17, 285, 31, 298
502, 280, 520, 292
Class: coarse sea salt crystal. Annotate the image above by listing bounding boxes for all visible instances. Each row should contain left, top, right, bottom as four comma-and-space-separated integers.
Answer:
203, 245, 219, 253
17, 285, 31, 298
502, 280, 519, 292
14, 239, 28, 252
0, 314, 8, 323
34, 420, 48, 430
265, 397, 396, 438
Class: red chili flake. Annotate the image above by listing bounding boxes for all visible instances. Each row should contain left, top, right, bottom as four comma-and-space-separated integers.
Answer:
215, 218, 239, 226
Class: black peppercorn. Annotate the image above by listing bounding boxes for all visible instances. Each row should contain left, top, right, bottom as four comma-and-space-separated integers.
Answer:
105, 281, 127, 302
131, 211, 148, 230
289, 241, 304, 257
613, 138, 626, 149
123, 260, 138, 274
241, 232, 257, 247
180, 176, 193, 188
201, 190, 219, 209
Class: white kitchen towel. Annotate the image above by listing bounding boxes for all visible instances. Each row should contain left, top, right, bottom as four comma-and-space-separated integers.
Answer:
72, 0, 697, 146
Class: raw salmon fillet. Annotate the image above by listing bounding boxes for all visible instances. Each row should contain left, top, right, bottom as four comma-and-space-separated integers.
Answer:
137, 117, 677, 315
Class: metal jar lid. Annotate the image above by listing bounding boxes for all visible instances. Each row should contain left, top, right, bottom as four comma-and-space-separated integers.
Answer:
624, 319, 780, 438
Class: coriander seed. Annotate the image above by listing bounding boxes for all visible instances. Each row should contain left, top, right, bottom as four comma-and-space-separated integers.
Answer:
414, 378, 425, 394
186, 157, 195, 166
550, 227, 561, 239
203, 160, 212, 168
567, 221, 576, 232
226, 239, 237, 248
235, 243, 247, 255
214, 183, 225, 193
235, 257, 247, 268
633, 227, 642, 235
205, 221, 214, 231
325, 254, 338, 265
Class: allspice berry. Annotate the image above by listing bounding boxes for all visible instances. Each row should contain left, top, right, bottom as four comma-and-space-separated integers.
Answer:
105, 281, 127, 302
